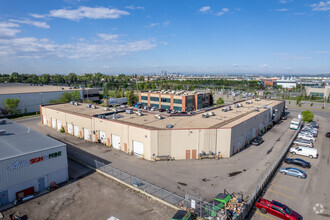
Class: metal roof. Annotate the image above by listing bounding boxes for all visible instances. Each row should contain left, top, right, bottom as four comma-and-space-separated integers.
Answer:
0, 119, 65, 161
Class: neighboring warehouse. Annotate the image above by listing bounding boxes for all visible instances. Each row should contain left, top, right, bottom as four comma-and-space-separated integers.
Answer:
138, 90, 210, 111
305, 86, 330, 99
40, 98, 285, 160
0, 119, 68, 206
0, 83, 99, 115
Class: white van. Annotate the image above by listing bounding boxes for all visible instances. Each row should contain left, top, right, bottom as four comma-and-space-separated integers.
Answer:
289, 146, 318, 159
290, 118, 301, 130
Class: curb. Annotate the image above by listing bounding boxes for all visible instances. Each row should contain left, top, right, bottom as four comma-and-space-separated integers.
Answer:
68, 155, 180, 211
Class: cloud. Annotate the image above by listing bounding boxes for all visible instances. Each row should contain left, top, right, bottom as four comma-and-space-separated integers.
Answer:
0, 22, 21, 38
216, 8, 229, 16
145, 21, 170, 28
29, 13, 46, 19
125, 5, 145, 10
32, 6, 130, 21
276, 8, 289, 11
97, 33, 119, 41
314, 50, 330, 54
311, 1, 330, 11
0, 34, 156, 60
199, 6, 211, 12
9, 19, 50, 29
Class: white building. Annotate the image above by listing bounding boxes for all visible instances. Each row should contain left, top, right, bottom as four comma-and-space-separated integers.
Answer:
0, 119, 68, 206
275, 76, 297, 89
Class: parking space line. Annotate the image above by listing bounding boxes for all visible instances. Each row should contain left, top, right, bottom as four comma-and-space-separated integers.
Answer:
255, 211, 276, 220
271, 184, 298, 193
268, 189, 298, 200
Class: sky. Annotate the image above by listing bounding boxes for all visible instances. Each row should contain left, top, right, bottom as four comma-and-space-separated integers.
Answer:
0, 0, 330, 75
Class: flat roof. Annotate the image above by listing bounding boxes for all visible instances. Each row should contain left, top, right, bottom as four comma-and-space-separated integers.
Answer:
0, 119, 65, 160
0, 83, 96, 95
44, 99, 284, 130
140, 90, 209, 96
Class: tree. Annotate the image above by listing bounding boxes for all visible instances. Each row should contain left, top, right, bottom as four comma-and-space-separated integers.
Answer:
301, 110, 314, 122
216, 97, 224, 105
58, 92, 72, 103
296, 95, 302, 105
4, 98, 20, 115
126, 89, 137, 106
209, 90, 214, 106
71, 90, 81, 102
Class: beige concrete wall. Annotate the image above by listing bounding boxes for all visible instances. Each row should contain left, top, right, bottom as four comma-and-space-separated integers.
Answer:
217, 129, 232, 157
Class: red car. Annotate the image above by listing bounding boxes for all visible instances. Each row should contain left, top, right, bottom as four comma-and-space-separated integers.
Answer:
326, 132, 330, 138
256, 198, 302, 220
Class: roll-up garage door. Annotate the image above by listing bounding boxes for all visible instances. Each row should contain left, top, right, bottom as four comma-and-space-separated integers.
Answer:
52, 118, 57, 128
57, 120, 62, 131
84, 128, 89, 141
111, 135, 120, 149
133, 141, 144, 157
74, 125, 79, 137
67, 123, 73, 135
100, 131, 106, 144
43, 116, 47, 125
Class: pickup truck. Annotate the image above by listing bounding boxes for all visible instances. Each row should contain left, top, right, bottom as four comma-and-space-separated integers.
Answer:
256, 198, 302, 220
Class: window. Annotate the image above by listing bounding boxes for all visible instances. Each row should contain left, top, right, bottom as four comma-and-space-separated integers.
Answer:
150, 96, 159, 102
161, 105, 171, 110
310, 92, 324, 97
174, 99, 182, 104
141, 101, 148, 105
141, 96, 148, 100
161, 98, 171, 103
174, 106, 182, 111
150, 103, 159, 108
271, 206, 282, 213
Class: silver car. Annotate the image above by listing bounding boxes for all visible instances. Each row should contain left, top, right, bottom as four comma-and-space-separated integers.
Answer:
279, 167, 307, 179
293, 139, 314, 148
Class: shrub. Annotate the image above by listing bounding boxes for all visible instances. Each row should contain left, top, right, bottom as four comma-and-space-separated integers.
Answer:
301, 110, 314, 122
310, 103, 313, 107
59, 126, 65, 133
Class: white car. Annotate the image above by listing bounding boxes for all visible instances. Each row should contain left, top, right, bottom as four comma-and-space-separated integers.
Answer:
290, 146, 318, 159
297, 133, 315, 142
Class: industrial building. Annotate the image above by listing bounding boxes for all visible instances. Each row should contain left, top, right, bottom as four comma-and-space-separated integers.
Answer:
305, 86, 330, 99
0, 83, 99, 115
0, 119, 68, 206
40, 98, 285, 161
138, 91, 210, 111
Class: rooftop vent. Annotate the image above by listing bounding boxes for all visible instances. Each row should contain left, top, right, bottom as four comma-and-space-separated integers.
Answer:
0, 119, 6, 124
155, 114, 164, 119
166, 124, 174, 128
262, 105, 267, 109
136, 112, 143, 116
246, 100, 253, 104
70, 101, 75, 105
202, 113, 209, 118
255, 98, 261, 101
91, 105, 97, 109
207, 112, 215, 116
104, 107, 110, 111
74, 102, 79, 106
86, 104, 92, 108
0, 130, 5, 136
255, 107, 259, 111
126, 109, 133, 114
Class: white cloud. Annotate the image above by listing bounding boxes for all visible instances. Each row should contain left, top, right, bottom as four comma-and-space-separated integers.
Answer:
216, 8, 229, 16
0, 22, 20, 28
199, 6, 211, 12
29, 13, 46, 19
9, 19, 50, 29
97, 33, 119, 41
276, 8, 289, 12
0, 22, 21, 38
0, 34, 156, 60
125, 5, 145, 10
311, 1, 330, 11
32, 6, 130, 21
145, 21, 170, 28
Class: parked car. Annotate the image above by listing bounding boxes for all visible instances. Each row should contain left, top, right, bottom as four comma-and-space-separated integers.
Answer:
281, 115, 288, 120
297, 133, 315, 142
251, 136, 264, 146
303, 125, 318, 133
293, 139, 313, 148
279, 167, 307, 179
284, 158, 311, 168
256, 198, 302, 220
306, 121, 319, 128
158, 109, 166, 112
300, 129, 317, 137
290, 146, 318, 159
326, 132, 330, 138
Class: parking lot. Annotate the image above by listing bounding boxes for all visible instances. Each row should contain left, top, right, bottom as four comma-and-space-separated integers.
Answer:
16, 113, 296, 202
251, 113, 330, 220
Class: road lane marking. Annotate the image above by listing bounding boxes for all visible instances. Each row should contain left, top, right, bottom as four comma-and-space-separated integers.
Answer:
255, 211, 276, 220
271, 184, 298, 193
268, 189, 298, 200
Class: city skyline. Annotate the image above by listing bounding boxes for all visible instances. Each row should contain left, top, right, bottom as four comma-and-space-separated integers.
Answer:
0, 0, 330, 74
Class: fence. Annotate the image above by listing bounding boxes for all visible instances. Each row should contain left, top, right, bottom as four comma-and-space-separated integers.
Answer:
237, 122, 302, 219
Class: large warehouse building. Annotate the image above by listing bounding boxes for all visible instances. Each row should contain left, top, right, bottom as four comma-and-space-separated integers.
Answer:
40, 98, 285, 160
0, 119, 68, 206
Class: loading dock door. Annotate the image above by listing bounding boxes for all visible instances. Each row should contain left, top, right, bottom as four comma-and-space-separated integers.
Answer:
74, 125, 80, 137
84, 128, 89, 141
0, 190, 9, 205
133, 141, 144, 157
43, 116, 47, 125
67, 123, 73, 135
111, 135, 120, 149
52, 118, 57, 128
38, 177, 45, 191
57, 120, 62, 130
100, 131, 106, 144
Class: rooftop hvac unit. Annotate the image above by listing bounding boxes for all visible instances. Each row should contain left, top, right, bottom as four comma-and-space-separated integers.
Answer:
255, 107, 259, 111
246, 100, 253, 104
155, 114, 163, 119
262, 105, 267, 109
126, 109, 133, 114
136, 112, 143, 116
207, 112, 215, 116
166, 124, 174, 128
0, 119, 6, 124
222, 108, 228, 112
202, 114, 209, 118
92, 105, 97, 109
0, 130, 5, 136
74, 102, 79, 106
104, 107, 110, 111
234, 104, 239, 108
86, 104, 92, 108
255, 98, 261, 101
70, 101, 75, 105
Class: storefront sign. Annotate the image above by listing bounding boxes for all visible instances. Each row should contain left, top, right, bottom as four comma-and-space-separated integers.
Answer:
8, 151, 62, 170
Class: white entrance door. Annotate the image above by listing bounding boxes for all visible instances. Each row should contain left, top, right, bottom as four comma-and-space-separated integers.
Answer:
43, 116, 47, 125
111, 135, 120, 149
133, 141, 144, 157
52, 118, 57, 128
100, 131, 106, 144
74, 125, 80, 137
57, 120, 62, 131
84, 128, 89, 141
67, 123, 73, 135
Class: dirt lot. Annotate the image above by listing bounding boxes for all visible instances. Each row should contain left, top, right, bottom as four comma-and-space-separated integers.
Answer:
16, 113, 297, 202
2, 172, 176, 220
